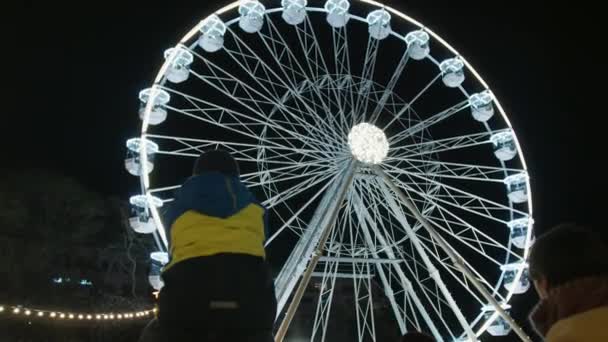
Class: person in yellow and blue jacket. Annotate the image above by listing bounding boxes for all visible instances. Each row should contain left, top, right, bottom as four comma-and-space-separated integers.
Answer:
155, 149, 276, 342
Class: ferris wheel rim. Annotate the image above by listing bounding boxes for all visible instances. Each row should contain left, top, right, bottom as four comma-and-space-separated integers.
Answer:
133, 1, 535, 340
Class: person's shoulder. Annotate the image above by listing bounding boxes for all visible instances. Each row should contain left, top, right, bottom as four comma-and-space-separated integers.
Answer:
546, 306, 608, 342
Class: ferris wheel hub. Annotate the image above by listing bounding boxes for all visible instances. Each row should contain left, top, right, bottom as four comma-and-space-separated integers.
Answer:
347, 123, 389, 164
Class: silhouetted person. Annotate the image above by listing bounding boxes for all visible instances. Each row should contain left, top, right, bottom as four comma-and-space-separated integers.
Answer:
400, 331, 436, 342
142, 149, 275, 342
528, 223, 608, 341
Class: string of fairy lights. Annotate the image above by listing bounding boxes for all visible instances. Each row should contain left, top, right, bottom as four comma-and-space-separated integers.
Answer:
0, 304, 156, 323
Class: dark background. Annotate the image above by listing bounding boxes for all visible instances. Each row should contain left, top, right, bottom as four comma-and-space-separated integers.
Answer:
5, 1, 606, 341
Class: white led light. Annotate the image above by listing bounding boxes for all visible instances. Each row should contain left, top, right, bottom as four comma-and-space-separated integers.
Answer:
348, 123, 389, 164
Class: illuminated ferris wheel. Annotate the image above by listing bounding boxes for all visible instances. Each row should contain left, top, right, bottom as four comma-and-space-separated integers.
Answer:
125, 1, 535, 341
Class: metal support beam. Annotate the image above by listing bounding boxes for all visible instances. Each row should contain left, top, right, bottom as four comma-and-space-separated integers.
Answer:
312, 272, 373, 279
311, 228, 342, 342
376, 179, 477, 341
274, 162, 357, 342
319, 256, 402, 264
274, 162, 350, 316
352, 191, 444, 341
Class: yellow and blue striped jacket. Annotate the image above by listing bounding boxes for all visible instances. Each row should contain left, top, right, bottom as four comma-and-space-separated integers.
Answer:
163, 172, 267, 271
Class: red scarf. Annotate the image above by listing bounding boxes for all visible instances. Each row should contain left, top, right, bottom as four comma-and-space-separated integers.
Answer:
529, 276, 608, 337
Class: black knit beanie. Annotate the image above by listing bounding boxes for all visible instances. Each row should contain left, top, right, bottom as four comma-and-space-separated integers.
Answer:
193, 149, 240, 176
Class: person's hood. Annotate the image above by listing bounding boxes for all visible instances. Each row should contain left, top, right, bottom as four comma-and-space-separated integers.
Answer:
164, 172, 259, 228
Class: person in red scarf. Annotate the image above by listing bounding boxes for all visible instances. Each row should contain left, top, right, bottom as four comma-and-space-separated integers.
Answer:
528, 223, 608, 341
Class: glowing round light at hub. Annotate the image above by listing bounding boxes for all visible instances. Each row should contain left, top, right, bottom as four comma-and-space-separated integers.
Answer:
347, 123, 389, 164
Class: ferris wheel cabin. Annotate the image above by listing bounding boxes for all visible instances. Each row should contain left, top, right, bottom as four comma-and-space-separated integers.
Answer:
503, 173, 529, 203
124, 138, 159, 176
490, 131, 517, 161
405, 30, 430, 61
508, 217, 532, 249
469, 91, 495, 122
199, 15, 227, 53
367, 9, 391, 40
164, 47, 194, 84
440, 58, 465, 88
500, 262, 531, 294
325, 0, 350, 28
238, 0, 266, 33
482, 304, 513, 336
138, 88, 170, 125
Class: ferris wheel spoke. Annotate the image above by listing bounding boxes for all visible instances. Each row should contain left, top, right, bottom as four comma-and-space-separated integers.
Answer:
419, 231, 509, 303
355, 183, 451, 330
241, 160, 331, 182
389, 158, 523, 183
422, 213, 511, 268
383, 73, 442, 130
225, 26, 344, 143
223, 24, 346, 147
404, 239, 490, 315
351, 186, 444, 339
390, 175, 512, 227
161, 88, 335, 157
388, 99, 471, 145
185, 50, 341, 148
391, 168, 525, 222
376, 199, 495, 339
186, 70, 339, 151
259, 16, 346, 138
389, 129, 510, 160
146, 134, 325, 157
297, 16, 349, 135
377, 180, 481, 339
258, 17, 308, 82
265, 173, 339, 246
393, 163, 510, 185
358, 206, 460, 340
156, 137, 262, 162
422, 209, 524, 267
148, 184, 181, 194
271, 93, 343, 151
292, 16, 332, 82
151, 138, 304, 165
246, 164, 337, 189
386, 174, 525, 269
354, 36, 380, 122
369, 46, 410, 123
262, 167, 337, 209
331, 26, 357, 132
223, 31, 289, 95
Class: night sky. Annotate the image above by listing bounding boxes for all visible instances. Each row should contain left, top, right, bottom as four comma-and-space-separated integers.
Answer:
6, 0, 606, 340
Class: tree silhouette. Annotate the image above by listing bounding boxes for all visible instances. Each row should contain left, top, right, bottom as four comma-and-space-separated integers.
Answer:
0, 168, 153, 341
